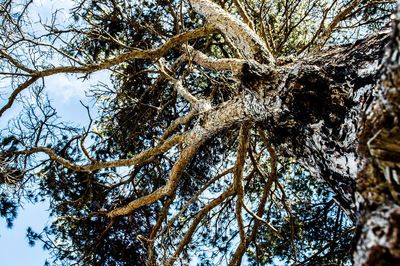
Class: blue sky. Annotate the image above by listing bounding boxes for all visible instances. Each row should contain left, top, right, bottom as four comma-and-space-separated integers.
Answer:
0, 71, 111, 265
0, 201, 49, 266
0, 69, 111, 265
0, 1, 111, 264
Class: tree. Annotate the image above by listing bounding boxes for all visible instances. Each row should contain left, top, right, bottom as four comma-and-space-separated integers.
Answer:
0, 0, 399, 265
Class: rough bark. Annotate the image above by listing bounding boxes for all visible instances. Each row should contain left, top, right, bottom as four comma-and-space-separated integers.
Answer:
184, 1, 400, 263
2, 0, 400, 264
353, 4, 400, 264
9, 24, 395, 263
214, 22, 397, 264
234, 21, 400, 263
189, 0, 274, 62
236, 31, 390, 222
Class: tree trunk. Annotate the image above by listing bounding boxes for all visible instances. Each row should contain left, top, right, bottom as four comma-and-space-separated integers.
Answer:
239, 31, 389, 221
353, 4, 400, 264
236, 6, 400, 264
186, 7, 400, 264
2, 0, 399, 263
170, 12, 400, 262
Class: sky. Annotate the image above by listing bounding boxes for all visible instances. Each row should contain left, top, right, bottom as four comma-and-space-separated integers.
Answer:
0, 201, 49, 266
0, 1, 353, 265
0, 2, 112, 264
0, 73, 111, 264
0, 70, 111, 266
0, 71, 111, 266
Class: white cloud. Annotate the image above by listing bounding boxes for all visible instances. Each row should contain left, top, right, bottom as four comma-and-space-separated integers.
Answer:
45, 71, 113, 125
31, 0, 75, 20
0, 71, 112, 129
45, 70, 112, 102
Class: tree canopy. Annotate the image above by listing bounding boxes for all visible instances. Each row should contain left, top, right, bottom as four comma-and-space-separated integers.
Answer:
1, 0, 400, 265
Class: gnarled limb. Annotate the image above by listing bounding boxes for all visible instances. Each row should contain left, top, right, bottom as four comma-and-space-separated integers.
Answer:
189, 0, 274, 62
185, 46, 249, 73
0, 25, 217, 117
229, 123, 250, 266
166, 186, 235, 266
11, 133, 184, 172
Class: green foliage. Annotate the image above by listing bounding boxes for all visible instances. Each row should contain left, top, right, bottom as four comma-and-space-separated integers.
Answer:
0, 0, 395, 265
0, 193, 17, 229
247, 164, 354, 265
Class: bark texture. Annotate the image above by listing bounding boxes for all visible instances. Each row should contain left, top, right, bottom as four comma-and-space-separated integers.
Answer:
354, 4, 400, 264
235, 15, 399, 264
2, 0, 400, 264
240, 31, 390, 222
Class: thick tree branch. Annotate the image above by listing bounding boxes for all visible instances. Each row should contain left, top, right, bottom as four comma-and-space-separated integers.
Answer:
230, 123, 250, 266
166, 186, 235, 266
0, 25, 217, 117
13, 133, 184, 172
186, 46, 249, 73
189, 0, 274, 62
104, 96, 252, 217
